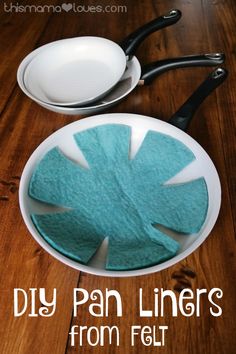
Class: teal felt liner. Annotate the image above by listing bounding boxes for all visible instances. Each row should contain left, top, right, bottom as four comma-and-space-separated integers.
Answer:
29, 124, 208, 270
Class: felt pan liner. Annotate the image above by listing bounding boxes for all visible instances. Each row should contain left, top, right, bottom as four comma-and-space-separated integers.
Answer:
29, 125, 208, 271
20, 67, 228, 276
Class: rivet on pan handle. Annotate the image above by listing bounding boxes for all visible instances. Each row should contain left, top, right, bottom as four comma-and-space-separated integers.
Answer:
168, 67, 228, 131
120, 9, 182, 58
163, 9, 180, 19
205, 53, 225, 60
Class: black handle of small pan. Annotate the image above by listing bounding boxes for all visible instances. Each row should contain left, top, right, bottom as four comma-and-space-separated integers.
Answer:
169, 67, 228, 131
120, 9, 182, 58
140, 53, 225, 84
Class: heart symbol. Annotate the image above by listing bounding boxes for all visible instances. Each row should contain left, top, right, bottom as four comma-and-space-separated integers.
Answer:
62, 3, 72, 12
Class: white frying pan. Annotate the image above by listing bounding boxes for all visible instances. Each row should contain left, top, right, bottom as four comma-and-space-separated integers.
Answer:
23, 9, 181, 107
19, 67, 227, 277
18, 53, 225, 116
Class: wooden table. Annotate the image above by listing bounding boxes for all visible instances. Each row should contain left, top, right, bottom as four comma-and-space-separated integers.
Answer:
0, 1, 235, 353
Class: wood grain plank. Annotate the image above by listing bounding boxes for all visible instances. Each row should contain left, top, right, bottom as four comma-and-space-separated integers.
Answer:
200, 0, 236, 230
0, 0, 62, 114
0, 0, 235, 353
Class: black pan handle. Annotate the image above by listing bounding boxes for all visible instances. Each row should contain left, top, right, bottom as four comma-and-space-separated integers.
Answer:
140, 53, 225, 84
168, 67, 228, 131
120, 9, 181, 58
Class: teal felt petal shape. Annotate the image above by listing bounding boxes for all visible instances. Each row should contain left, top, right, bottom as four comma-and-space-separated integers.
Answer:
29, 147, 93, 208
74, 124, 131, 170
131, 131, 195, 184
134, 178, 208, 234
29, 124, 209, 271
107, 224, 179, 270
151, 178, 208, 233
31, 210, 105, 263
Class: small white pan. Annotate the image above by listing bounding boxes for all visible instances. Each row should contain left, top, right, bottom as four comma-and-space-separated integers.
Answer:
18, 53, 225, 116
22, 9, 181, 107
19, 68, 227, 277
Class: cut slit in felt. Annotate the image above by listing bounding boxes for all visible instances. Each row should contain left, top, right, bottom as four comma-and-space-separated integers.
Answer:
29, 124, 209, 270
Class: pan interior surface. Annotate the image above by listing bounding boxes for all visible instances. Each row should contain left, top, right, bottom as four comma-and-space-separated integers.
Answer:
19, 114, 221, 277
23, 37, 126, 106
